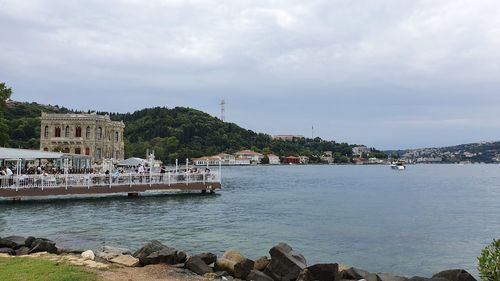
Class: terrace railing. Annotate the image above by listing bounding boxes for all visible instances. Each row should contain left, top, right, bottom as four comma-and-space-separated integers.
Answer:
0, 171, 220, 191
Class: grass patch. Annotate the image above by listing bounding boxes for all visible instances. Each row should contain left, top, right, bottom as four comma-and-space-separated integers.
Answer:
0, 256, 97, 281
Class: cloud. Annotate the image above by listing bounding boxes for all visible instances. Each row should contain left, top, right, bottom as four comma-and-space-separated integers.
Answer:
0, 0, 499, 148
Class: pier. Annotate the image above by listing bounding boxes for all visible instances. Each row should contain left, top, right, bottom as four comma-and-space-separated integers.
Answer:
0, 171, 221, 199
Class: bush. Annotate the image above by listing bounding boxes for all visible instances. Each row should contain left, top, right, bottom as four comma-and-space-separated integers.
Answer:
477, 239, 500, 281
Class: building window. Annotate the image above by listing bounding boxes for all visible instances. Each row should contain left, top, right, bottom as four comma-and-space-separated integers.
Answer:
85, 147, 90, 156
44, 126, 49, 138
75, 148, 81, 154
115, 150, 119, 158
63, 147, 70, 153
75, 126, 82, 137
43, 147, 48, 151
97, 127, 102, 139
65, 126, 70, 138
96, 148, 102, 159
55, 127, 61, 137
86, 126, 91, 138
115, 132, 119, 142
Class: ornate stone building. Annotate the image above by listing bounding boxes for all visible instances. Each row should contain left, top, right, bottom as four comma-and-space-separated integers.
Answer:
40, 112, 125, 162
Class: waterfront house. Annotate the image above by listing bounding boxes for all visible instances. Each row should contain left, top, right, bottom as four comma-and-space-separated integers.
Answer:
234, 150, 264, 164
268, 154, 280, 165
216, 153, 236, 165
320, 151, 334, 164
352, 145, 370, 157
192, 156, 221, 166
283, 156, 300, 164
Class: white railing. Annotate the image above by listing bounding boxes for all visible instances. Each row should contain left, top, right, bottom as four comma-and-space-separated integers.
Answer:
0, 171, 220, 190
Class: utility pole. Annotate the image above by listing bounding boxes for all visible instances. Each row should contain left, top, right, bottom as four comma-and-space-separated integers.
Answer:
220, 100, 226, 122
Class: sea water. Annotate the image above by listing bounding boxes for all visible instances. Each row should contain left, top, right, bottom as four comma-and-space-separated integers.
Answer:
1, 164, 499, 277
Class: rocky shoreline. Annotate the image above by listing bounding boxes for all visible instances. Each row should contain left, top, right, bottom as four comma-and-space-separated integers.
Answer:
0, 235, 477, 281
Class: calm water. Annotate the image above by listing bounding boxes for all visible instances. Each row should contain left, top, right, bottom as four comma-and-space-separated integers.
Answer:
1, 165, 499, 277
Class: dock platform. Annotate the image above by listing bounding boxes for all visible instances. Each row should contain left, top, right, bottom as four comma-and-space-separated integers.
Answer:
0, 172, 221, 199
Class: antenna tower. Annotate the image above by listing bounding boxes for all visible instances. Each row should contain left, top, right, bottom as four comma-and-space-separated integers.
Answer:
220, 100, 226, 122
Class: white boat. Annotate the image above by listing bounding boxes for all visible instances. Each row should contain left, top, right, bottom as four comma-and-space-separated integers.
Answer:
390, 162, 406, 170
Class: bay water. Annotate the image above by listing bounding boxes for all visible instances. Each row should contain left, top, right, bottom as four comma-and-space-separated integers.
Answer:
1, 164, 499, 277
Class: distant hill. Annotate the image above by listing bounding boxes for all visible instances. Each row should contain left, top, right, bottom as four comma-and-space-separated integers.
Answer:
4, 100, 386, 164
386, 141, 500, 163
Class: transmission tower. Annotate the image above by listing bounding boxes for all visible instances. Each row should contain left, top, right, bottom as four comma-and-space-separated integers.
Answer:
220, 100, 226, 122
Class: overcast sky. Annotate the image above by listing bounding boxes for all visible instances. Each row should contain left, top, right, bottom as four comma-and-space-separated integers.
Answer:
1, 0, 499, 149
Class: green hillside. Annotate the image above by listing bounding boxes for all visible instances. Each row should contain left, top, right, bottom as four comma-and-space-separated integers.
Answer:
2, 99, 385, 164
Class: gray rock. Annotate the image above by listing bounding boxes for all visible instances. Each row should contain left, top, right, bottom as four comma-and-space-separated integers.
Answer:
432, 269, 477, 281
254, 256, 270, 271
297, 263, 340, 281
101, 246, 132, 256
29, 238, 57, 254
247, 269, 274, 281
144, 247, 178, 265
185, 256, 214, 275
194, 252, 217, 265
0, 247, 15, 255
15, 246, 30, 256
133, 240, 169, 265
266, 243, 307, 281
25, 237, 36, 247
377, 273, 408, 281
177, 251, 187, 263
343, 267, 371, 280
409, 277, 449, 281
2, 236, 27, 248
365, 273, 382, 281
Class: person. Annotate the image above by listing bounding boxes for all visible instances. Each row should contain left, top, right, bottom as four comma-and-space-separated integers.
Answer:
112, 169, 120, 183
137, 164, 145, 182
159, 165, 166, 182
6, 166, 13, 186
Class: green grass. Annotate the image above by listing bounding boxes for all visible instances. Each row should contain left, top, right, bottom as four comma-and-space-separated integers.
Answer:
0, 257, 97, 281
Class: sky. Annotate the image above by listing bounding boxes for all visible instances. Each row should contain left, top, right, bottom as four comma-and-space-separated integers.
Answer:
1, 0, 500, 150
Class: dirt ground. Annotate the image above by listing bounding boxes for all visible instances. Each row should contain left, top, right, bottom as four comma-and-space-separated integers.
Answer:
95, 264, 209, 281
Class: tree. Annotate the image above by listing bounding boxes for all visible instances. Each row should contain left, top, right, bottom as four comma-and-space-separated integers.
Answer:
261, 155, 270, 164
0, 82, 12, 146
478, 239, 500, 281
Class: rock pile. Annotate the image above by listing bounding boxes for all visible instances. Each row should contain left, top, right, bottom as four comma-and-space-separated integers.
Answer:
0, 235, 479, 281
0, 235, 58, 255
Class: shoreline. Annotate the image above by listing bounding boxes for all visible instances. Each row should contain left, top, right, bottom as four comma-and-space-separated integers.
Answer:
0, 235, 478, 281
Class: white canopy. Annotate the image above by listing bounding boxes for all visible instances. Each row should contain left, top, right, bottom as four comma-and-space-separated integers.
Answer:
0, 147, 63, 160
117, 157, 147, 167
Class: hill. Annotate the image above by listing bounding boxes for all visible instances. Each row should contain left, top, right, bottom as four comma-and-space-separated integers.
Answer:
3, 100, 386, 164
386, 141, 500, 163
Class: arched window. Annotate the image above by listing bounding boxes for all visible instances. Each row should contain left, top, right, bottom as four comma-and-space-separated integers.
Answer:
43, 147, 48, 151
55, 127, 61, 137
65, 126, 70, 138
97, 127, 102, 139
75, 126, 82, 138
115, 131, 119, 142
44, 126, 49, 138
85, 147, 90, 156
63, 147, 70, 153
74, 148, 81, 154
96, 148, 102, 159
86, 126, 91, 138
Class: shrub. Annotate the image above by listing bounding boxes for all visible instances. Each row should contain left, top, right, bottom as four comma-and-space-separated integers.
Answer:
477, 239, 500, 281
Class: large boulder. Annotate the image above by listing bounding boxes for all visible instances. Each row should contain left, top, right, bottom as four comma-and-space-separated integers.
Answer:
342, 267, 371, 280
0, 236, 27, 249
29, 238, 57, 254
432, 269, 477, 281
409, 277, 449, 281
193, 252, 217, 265
110, 255, 140, 267
255, 256, 270, 271
0, 247, 15, 255
15, 246, 30, 256
185, 256, 214, 275
297, 263, 340, 281
215, 250, 255, 279
265, 243, 307, 281
143, 247, 178, 265
377, 273, 408, 281
247, 269, 274, 281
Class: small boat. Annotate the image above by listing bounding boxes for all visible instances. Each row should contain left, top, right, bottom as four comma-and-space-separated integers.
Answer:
390, 162, 406, 170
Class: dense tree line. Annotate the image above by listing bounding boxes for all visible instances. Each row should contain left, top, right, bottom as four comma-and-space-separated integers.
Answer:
2, 84, 386, 163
